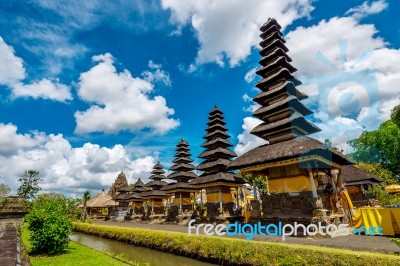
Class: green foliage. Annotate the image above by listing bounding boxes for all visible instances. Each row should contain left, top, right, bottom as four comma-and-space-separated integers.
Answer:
21, 227, 131, 266
74, 222, 400, 266
80, 191, 91, 220
0, 182, 11, 197
390, 103, 400, 128
349, 120, 400, 180
17, 170, 43, 200
239, 172, 268, 194
356, 163, 397, 186
25, 193, 72, 255
368, 186, 400, 206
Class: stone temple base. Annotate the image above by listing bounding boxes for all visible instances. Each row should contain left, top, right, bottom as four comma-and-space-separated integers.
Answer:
258, 191, 347, 226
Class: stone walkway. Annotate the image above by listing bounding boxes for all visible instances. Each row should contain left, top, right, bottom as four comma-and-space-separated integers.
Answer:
0, 224, 21, 266
93, 220, 400, 254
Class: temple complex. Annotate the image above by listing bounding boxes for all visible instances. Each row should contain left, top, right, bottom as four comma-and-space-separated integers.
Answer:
141, 163, 169, 219
229, 18, 354, 225
191, 106, 245, 220
161, 139, 198, 222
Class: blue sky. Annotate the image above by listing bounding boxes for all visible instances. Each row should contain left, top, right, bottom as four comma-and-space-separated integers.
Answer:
0, 0, 399, 196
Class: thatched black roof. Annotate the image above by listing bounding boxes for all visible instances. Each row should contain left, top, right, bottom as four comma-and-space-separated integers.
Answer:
256, 68, 300, 89
161, 181, 198, 192
116, 185, 131, 193
145, 180, 168, 188
140, 190, 169, 199
342, 165, 381, 186
191, 172, 245, 186
134, 178, 145, 187
259, 39, 288, 56
113, 193, 141, 201
168, 138, 197, 183
260, 18, 281, 32
229, 137, 351, 170
253, 81, 307, 104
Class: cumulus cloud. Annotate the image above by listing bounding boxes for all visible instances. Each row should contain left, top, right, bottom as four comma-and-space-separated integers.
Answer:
284, 16, 400, 152
0, 37, 72, 101
0, 123, 157, 196
235, 15, 399, 154
0, 37, 25, 86
345, 0, 388, 20
234, 117, 266, 156
161, 0, 314, 67
74, 53, 179, 134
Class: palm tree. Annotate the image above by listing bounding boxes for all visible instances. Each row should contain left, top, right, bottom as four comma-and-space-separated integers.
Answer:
80, 191, 91, 220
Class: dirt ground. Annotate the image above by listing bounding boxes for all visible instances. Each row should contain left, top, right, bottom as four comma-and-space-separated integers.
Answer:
93, 220, 400, 254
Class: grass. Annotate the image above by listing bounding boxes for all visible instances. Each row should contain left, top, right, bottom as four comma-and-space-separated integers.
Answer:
21, 226, 144, 266
74, 222, 400, 266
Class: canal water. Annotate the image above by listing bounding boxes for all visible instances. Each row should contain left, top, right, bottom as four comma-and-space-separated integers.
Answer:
70, 232, 216, 266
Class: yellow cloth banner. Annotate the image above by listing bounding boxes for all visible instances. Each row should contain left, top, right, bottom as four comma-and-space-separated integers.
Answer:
268, 176, 317, 193
352, 208, 400, 236
173, 197, 192, 205
206, 192, 233, 203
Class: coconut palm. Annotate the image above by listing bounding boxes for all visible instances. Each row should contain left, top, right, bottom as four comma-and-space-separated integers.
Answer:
80, 191, 91, 220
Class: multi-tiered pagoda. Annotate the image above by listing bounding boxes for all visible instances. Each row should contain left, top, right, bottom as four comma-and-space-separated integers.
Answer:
161, 139, 198, 222
191, 106, 245, 219
141, 163, 169, 216
130, 178, 146, 218
229, 18, 353, 225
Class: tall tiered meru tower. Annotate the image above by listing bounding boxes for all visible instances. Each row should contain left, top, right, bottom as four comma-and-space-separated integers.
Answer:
162, 139, 198, 221
191, 106, 245, 220
230, 18, 353, 225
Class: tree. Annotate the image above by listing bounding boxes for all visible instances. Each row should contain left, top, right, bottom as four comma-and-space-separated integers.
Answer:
25, 194, 72, 255
17, 170, 42, 199
80, 191, 91, 220
349, 120, 400, 180
0, 183, 11, 197
391, 103, 400, 128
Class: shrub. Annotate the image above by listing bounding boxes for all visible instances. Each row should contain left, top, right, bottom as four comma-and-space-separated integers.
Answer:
25, 194, 72, 255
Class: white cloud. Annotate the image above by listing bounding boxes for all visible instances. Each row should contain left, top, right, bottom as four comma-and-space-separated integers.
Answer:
12, 79, 72, 101
236, 15, 400, 154
234, 117, 267, 156
74, 53, 179, 134
0, 123, 157, 196
284, 16, 400, 151
0, 36, 72, 102
244, 67, 257, 83
161, 0, 314, 67
141, 60, 172, 87
345, 0, 388, 20
0, 37, 26, 86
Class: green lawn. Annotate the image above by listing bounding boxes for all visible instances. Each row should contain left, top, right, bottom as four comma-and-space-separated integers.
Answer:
21, 227, 131, 266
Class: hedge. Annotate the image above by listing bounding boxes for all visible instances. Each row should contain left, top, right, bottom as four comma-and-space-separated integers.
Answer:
73, 222, 400, 266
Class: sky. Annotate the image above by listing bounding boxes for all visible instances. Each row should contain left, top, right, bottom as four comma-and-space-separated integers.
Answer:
0, 0, 399, 197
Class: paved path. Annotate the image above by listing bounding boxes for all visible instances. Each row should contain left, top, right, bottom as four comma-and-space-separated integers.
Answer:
0, 224, 21, 266
93, 220, 400, 254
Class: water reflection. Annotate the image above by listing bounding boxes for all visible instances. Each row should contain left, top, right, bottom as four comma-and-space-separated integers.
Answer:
70, 232, 215, 266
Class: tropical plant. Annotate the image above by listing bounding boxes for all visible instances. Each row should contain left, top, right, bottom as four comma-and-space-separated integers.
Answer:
25, 194, 72, 255
80, 191, 91, 220
17, 170, 42, 200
